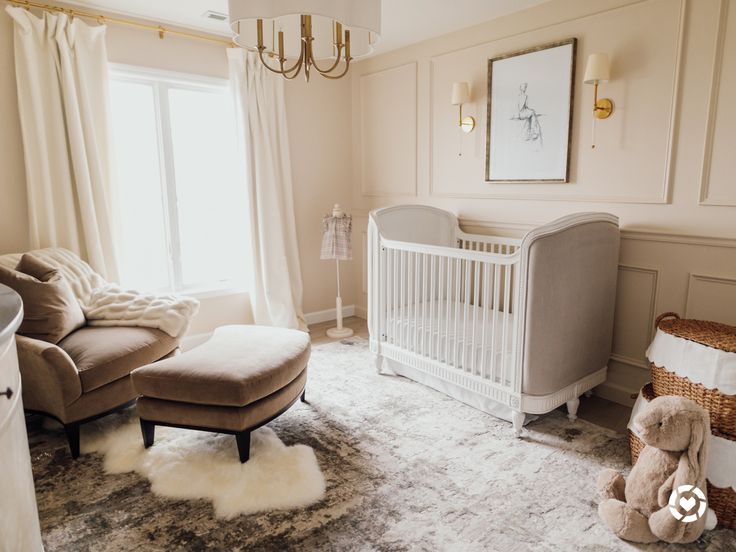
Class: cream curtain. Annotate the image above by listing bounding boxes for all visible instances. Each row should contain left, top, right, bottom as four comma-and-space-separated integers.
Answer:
7, 6, 119, 280
227, 49, 306, 330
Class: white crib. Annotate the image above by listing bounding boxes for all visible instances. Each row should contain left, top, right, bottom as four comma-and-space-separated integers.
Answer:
368, 205, 620, 435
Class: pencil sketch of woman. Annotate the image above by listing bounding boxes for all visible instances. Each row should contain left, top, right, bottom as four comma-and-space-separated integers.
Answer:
514, 83, 543, 146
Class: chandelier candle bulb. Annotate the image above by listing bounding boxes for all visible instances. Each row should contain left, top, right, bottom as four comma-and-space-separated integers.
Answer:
256, 19, 263, 48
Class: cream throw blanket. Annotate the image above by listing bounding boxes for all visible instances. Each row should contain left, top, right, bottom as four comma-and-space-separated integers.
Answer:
0, 248, 199, 338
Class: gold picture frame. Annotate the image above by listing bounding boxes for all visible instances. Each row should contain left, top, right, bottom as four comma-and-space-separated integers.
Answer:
485, 38, 577, 183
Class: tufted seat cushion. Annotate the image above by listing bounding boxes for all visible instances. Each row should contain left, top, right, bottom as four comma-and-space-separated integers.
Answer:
131, 325, 311, 408
59, 326, 179, 392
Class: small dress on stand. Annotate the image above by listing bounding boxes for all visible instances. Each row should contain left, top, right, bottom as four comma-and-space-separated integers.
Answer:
321, 214, 352, 261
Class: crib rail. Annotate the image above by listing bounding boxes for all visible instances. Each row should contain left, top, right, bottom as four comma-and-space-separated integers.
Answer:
457, 231, 521, 256
373, 237, 522, 393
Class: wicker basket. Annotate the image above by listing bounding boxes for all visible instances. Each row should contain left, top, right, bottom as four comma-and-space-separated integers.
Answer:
650, 313, 736, 437
628, 384, 736, 529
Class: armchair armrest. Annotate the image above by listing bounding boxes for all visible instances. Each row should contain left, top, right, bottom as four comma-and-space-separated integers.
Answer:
15, 334, 82, 420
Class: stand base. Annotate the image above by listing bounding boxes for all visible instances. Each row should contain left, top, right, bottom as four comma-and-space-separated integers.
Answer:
326, 327, 354, 339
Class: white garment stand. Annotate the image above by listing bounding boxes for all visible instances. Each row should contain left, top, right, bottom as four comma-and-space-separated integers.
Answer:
326, 204, 354, 339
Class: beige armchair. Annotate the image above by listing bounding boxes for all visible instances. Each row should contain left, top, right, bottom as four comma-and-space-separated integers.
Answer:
17, 326, 178, 458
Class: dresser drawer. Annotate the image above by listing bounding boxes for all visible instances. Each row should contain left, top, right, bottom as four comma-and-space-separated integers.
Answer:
0, 335, 21, 426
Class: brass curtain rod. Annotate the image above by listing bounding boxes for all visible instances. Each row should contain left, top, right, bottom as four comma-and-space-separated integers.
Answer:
7, 0, 235, 47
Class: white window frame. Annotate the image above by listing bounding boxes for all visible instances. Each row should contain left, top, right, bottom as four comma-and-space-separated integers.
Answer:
109, 64, 247, 298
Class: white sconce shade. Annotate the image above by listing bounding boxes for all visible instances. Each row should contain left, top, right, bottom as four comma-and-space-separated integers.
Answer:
451, 82, 471, 105
584, 53, 611, 84
450, 82, 475, 135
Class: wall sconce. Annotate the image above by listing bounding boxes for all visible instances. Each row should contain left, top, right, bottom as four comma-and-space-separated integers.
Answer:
451, 82, 475, 133
584, 54, 614, 149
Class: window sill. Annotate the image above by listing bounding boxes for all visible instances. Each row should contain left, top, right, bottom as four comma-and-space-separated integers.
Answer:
184, 287, 250, 300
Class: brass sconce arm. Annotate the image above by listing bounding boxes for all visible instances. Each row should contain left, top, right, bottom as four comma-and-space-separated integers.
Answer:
592, 81, 614, 119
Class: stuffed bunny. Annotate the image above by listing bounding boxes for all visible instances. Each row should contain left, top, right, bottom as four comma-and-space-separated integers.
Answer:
597, 395, 711, 544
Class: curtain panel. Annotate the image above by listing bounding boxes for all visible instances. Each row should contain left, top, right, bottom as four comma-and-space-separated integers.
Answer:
7, 6, 119, 280
227, 48, 306, 330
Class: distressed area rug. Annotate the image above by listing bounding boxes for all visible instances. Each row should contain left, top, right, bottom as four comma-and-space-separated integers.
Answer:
29, 337, 736, 551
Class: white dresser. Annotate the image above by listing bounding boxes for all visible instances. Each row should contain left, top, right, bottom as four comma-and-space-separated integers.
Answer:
0, 284, 43, 551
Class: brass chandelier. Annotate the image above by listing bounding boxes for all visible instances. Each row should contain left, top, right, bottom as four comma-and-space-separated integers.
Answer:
228, 0, 381, 81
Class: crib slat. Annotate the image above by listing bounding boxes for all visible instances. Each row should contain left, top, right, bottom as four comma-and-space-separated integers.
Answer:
480, 262, 489, 379
415, 252, 421, 353
429, 255, 436, 359
453, 258, 461, 368
491, 263, 500, 382
501, 262, 512, 388
407, 251, 413, 351
462, 259, 470, 371
471, 259, 480, 375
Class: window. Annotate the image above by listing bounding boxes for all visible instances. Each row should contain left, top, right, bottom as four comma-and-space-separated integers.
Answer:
108, 66, 250, 295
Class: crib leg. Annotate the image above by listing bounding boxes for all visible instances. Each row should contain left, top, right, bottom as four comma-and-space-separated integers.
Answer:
375, 354, 383, 375
567, 397, 580, 421
511, 411, 525, 438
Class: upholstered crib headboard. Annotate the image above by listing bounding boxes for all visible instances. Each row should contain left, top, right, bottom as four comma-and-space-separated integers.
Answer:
369, 205, 458, 248
518, 213, 620, 396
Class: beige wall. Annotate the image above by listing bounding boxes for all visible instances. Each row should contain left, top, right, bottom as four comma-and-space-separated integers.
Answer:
284, 76, 356, 317
0, 7, 354, 333
349, 0, 736, 404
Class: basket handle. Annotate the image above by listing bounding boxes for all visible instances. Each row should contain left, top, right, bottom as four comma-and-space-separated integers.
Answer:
655, 312, 680, 329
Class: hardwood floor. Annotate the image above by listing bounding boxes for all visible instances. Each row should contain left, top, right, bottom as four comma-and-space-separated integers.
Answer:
308, 316, 632, 434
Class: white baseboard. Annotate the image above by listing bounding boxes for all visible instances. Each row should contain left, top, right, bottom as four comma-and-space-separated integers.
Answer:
354, 305, 367, 319
594, 381, 638, 407
304, 304, 356, 325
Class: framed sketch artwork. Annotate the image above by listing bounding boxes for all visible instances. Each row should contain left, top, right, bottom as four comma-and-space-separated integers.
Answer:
485, 38, 576, 182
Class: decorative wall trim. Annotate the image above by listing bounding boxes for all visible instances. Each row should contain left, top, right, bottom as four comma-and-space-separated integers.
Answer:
305, 305, 356, 325
458, 217, 736, 249
698, 0, 734, 206
685, 273, 736, 318
425, 0, 686, 204
359, 62, 419, 198
613, 264, 660, 366
610, 353, 649, 370
595, 380, 638, 407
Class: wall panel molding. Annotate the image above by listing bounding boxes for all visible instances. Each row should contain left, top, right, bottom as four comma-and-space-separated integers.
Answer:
426, 0, 686, 204
612, 265, 660, 367
360, 62, 419, 198
685, 273, 736, 324
458, 217, 736, 249
698, 0, 735, 206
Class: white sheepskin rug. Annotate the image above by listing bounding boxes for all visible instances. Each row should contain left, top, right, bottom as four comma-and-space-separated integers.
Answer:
79, 416, 325, 519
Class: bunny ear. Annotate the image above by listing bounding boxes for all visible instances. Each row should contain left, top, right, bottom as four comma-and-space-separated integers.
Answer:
681, 414, 708, 486
687, 420, 703, 482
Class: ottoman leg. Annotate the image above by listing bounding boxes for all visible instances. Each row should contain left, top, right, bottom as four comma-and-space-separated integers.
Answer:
140, 419, 155, 448
235, 430, 251, 463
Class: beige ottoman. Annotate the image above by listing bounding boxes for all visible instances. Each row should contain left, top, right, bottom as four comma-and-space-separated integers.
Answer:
131, 325, 310, 462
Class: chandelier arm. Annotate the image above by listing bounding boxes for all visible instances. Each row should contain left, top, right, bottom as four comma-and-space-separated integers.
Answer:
257, 47, 303, 76
318, 56, 352, 80
280, 48, 306, 79
309, 44, 345, 75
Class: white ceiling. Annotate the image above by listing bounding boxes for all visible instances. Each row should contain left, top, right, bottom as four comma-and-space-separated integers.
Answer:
64, 0, 550, 55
